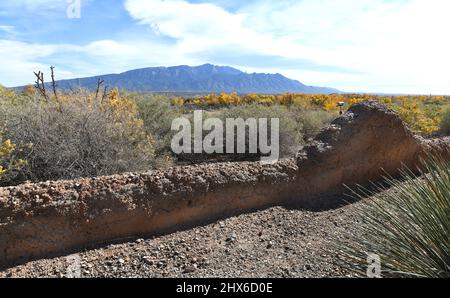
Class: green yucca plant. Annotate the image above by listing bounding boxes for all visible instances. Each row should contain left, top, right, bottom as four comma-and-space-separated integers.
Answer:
336, 156, 450, 278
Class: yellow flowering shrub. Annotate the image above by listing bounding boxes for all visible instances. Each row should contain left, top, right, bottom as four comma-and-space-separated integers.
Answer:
23, 84, 36, 96
103, 88, 155, 153
179, 93, 449, 135
397, 101, 440, 135
0, 131, 28, 180
349, 98, 364, 106
0, 85, 16, 98
172, 97, 185, 106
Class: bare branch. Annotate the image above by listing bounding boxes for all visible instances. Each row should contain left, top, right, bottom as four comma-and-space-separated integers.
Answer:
95, 79, 104, 100
33, 71, 48, 100
101, 85, 108, 103
50, 66, 58, 100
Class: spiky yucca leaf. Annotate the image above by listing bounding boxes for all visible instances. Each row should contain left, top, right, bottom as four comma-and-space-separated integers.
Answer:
337, 157, 450, 278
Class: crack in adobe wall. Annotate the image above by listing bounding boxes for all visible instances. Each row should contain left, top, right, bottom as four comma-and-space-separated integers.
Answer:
0, 101, 449, 268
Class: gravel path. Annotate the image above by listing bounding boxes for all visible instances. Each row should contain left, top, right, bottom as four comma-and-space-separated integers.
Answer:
0, 200, 364, 278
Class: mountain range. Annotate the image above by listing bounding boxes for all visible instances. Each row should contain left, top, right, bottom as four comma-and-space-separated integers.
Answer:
17, 64, 339, 94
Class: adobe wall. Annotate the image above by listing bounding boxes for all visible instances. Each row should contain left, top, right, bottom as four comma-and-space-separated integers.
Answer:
0, 101, 448, 268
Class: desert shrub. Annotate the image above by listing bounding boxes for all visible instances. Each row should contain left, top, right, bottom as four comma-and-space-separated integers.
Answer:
336, 157, 450, 278
134, 94, 183, 155
221, 104, 304, 157
176, 104, 304, 163
440, 106, 450, 136
0, 92, 155, 186
287, 106, 335, 140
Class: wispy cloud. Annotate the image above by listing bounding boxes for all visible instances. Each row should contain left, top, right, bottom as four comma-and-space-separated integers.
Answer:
0, 0, 69, 16
0, 25, 15, 34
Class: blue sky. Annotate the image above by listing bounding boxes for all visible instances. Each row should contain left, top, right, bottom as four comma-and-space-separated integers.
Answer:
1, 0, 449, 94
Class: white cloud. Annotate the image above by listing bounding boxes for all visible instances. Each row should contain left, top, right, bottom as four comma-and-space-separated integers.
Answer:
124, 0, 274, 55
0, 40, 59, 87
244, 0, 450, 93
124, 0, 450, 94
1, 0, 450, 94
0, 38, 198, 87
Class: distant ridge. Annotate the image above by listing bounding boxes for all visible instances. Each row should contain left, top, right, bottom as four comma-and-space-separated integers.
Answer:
16, 64, 340, 94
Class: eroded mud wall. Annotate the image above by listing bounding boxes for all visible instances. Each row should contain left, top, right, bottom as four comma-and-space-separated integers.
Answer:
0, 101, 449, 267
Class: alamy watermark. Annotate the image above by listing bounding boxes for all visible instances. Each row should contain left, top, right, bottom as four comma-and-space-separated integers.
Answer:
65, 254, 81, 278
171, 110, 280, 164
367, 253, 381, 278
67, 0, 81, 19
